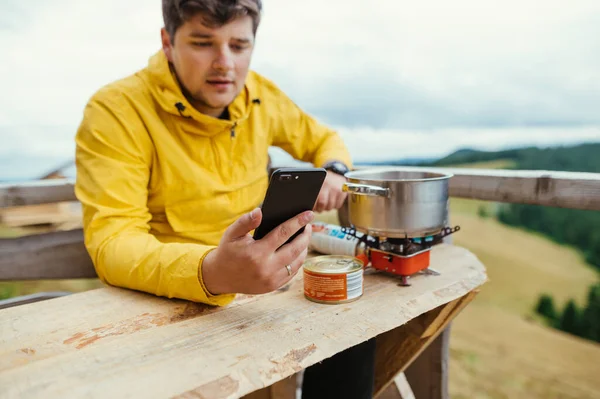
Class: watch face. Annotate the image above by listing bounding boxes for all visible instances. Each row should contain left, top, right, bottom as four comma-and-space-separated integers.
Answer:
327, 162, 349, 175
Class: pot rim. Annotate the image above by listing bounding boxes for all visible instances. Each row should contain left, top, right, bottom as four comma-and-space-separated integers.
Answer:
344, 167, 453, 182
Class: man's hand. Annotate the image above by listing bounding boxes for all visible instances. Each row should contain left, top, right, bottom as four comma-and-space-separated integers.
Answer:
201, 208, 314, 295
315, 171, 347, 213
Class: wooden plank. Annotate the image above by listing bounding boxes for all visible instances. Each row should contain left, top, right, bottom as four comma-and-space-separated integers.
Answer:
0, 244, 486, 399
0, 202, 81, 228
421, 304, 459, 339
268, 375, 297, 399
241, 375, 297, 399
404, 327, 450, 399
0, 229, 96, 280
373, 290, 478, 397
447, 169, 600, 211
378, 326, 453, 399
0, 179, 76, 208
393, 373, 416, 399
376, 372, 415, 399
373, 303, 454, 397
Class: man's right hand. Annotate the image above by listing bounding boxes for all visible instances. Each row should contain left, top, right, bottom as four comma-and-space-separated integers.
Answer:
201, 208, 314, 295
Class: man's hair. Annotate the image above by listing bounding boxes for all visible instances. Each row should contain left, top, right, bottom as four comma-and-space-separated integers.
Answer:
162, 0, 262, 40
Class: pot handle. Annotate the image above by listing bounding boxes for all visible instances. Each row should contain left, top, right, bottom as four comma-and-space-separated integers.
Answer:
342, 182, 390, 198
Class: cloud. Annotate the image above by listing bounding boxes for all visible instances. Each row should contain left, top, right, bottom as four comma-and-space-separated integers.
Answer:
1, 0, 600, 130
0, 0, 163, 127
251, 0, 600, 129
0, 0, 598, 179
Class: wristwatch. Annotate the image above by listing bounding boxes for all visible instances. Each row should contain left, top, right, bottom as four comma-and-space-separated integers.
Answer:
322, 161, 350, 177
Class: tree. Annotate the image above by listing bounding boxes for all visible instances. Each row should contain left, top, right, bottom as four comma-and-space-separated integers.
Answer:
580, 283, 600, 342
559, 299, 582, 336
535, 293, 558, 322
477, 205, 489, 218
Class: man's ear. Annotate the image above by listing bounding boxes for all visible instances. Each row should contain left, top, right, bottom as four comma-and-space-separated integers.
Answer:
161, 28, 174, 62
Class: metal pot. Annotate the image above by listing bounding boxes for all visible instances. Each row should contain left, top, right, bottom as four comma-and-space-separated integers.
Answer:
342, 168, 452, 238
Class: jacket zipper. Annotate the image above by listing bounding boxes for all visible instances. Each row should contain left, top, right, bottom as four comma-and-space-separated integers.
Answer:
229, 122, 237, 170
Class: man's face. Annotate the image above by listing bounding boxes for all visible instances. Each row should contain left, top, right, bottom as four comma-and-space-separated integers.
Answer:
161, 15, 255, 117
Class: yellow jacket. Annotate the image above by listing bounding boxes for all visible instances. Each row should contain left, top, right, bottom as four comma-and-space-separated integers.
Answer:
75, 51, 352, 306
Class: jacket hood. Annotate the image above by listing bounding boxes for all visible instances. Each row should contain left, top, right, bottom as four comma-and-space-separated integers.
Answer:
140, 50, 254, 136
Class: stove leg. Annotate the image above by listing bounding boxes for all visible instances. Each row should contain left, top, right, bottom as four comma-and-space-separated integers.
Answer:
398, 275, 411, 287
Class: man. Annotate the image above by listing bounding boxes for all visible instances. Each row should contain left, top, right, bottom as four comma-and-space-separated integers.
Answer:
75, 1, 375, 398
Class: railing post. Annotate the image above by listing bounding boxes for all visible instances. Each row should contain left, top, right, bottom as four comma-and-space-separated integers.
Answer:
403, 326, 451, 399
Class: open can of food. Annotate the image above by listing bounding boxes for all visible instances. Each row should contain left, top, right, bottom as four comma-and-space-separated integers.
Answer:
303, 255, 364, 304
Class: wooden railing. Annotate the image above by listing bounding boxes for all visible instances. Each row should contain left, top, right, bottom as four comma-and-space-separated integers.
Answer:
0, 179, 76, 208
2, 168, 599, 210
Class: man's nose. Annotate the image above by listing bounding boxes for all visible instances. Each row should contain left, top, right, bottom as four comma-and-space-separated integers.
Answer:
212, 47, 234, 71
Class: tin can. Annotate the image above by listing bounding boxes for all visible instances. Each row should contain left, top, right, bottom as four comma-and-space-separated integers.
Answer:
303, 255, 364, 304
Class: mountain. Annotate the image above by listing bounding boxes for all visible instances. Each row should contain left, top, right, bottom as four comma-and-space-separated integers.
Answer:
426, 142, 600, 172
356, 157, 438, 166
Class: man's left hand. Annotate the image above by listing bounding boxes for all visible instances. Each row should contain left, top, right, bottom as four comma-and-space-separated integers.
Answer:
315, 171, 347, 212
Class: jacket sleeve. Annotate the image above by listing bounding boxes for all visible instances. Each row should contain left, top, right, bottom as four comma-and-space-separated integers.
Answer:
269, 84, 353, 169
74, 89, 235, 306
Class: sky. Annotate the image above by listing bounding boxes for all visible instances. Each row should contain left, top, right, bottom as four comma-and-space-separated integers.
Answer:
0, 0, 599, 178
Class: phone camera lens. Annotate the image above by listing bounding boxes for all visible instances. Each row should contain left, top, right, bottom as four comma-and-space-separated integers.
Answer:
280, 174, 292, 181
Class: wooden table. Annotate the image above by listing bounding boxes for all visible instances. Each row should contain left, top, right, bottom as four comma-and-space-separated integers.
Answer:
0, 244, 486, 399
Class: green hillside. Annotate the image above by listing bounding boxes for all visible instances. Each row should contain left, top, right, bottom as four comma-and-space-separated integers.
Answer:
429, 142, 600, 172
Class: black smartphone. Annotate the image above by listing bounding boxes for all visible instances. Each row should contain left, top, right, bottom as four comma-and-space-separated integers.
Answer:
253, 167, 327, 244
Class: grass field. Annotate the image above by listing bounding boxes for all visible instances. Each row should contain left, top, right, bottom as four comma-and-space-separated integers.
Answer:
446, 159, 517, 170
451, 202, 598, 314
449, 206, 600, 399
450, 302, 600, 399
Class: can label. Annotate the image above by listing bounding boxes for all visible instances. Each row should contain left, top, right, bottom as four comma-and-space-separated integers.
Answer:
309, 222, 363, 257
303, 269, 363, 302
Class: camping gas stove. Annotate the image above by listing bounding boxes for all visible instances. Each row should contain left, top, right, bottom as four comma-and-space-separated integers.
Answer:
343, 225, 461, 286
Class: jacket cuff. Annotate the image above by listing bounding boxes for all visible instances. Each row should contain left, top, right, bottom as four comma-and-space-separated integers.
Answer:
196, 247, 236, 306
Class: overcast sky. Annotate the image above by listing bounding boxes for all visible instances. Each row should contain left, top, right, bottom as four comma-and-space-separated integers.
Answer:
0, 0, 599, 176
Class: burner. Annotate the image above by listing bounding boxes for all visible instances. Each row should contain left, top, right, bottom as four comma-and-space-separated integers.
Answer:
341, 225, 460, 285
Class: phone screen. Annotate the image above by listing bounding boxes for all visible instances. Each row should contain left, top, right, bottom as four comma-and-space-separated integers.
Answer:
253, 167, 326, 243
